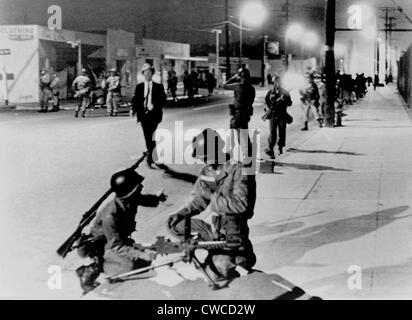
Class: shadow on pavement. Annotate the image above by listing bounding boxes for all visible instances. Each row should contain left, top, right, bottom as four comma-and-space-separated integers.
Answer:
157, 163, 198, 184
288, 148, 365, 156
275, 162, 352, 172
254, 206, 410, 270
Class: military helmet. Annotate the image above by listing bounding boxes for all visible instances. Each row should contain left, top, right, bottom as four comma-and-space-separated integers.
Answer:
192, 128, 225, 161
110, 169, 144, 199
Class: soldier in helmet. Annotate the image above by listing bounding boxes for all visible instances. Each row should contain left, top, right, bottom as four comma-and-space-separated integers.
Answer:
299, 72, 321, 130
72, 68, 92, 118
76, 168, 167, 293
223, 67, 255, 162
167, 128, 257, 282
105, 68, 121, 116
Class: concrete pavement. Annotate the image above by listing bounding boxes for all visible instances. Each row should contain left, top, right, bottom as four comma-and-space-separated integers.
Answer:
251, 85, 412, 299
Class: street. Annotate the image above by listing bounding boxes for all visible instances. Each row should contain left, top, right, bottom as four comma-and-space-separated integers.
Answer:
0, 87, 320, 298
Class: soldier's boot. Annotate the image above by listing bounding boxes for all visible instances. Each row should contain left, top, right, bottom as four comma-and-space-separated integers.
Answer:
318, 119, 323, 128
74, 111, 79, 118
38, 105, 45, 113
301, 121, 308, 131
81, 111, 86, 118
76, 262, 101, 294
264, 148, 275, 159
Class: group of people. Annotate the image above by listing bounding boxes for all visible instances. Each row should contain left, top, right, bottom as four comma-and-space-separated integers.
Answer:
39, 69, 61, 113
75, 62, 257, 293
336, 72, 371, 105
183, 69, 217, 98
39, 67, 121, 118
71, 68, 121, 118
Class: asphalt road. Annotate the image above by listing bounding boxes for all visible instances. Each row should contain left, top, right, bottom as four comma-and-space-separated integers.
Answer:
0, 88, 319, 298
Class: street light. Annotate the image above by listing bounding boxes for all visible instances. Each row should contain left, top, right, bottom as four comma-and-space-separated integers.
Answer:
241, 2, 267, 27
286, 24, 319, 73
286, 23, 304, 42
239, 1, 267, 86
211, 29, 222, 87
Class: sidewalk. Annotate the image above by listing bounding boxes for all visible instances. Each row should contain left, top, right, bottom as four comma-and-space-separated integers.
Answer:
252, 85, 412, 299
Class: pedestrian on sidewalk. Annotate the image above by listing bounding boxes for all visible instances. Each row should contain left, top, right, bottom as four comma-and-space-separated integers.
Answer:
72, 68, 92, 118
49, 72, 61, 112
131, 63, 166, 167
299, 72, 321, 130
39, 69, 52, 113
105, 68, 121, 116
263, 75, 292, 159
223, 67, 255, 162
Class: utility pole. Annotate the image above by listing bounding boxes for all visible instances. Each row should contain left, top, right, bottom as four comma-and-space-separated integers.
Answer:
225, 0, 231, 80
212, 29, 222, 87
379, 7, 396, 83
283, 0, 290, 70
324, 0, 336, 128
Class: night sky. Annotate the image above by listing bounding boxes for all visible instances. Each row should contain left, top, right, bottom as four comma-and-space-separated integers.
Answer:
0, 0, 411, 54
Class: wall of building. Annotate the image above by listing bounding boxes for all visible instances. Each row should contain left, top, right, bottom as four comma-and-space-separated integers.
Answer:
398, 44, 412, 108
0, 25, 40, 104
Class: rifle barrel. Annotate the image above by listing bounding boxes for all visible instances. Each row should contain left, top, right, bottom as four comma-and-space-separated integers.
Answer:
56, 153, 147, 258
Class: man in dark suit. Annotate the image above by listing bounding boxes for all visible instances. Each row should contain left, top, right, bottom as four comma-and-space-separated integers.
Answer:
132, 63, 166, 167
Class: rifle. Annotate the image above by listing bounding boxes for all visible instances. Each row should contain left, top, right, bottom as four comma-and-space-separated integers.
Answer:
56, 153, 147, 258
261, 94, 285, 121
107, 216, 241, 290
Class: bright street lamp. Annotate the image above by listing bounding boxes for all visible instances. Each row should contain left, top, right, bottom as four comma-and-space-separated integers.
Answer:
286, 23, 304, 42
240, 2, 267, 27
239, 1, 267, 86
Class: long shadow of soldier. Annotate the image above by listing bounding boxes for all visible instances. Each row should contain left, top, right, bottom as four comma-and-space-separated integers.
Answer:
252, 206, 410, 271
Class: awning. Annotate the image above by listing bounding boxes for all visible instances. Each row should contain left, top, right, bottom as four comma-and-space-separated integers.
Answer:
163, 55, 208, 62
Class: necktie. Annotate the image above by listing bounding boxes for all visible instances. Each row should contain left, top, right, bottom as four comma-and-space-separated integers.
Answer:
145, 83, 151, 110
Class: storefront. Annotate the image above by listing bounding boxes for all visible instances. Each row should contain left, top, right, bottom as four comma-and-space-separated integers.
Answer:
0, 25, 205, 105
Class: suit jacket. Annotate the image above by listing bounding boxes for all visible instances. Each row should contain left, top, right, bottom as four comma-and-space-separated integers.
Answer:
132, 81, 166, 123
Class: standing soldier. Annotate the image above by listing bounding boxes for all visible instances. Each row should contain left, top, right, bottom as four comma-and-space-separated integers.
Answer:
131, 63, 167, 167
39, 69, 52, 113
206, 71, 216, 96
183, 70, 190, 97
72, 68, 92, 118
223, 67, 255, 162
50, 72, 61, 112
263, 75, 292, 159
299, 72, 321, 130
167, 128, 257, 282
105, 68, 121, 117
76, 169, 167, 293
167, 70, 178, 101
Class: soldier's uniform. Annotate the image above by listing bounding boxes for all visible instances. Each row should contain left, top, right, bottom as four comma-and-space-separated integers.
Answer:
50, 74, 60, 111
84, 193, 160, 276
264, 86, 292, 156
300, 78, 321, 129
224, 73, 255, 161
72, 73, 92, 117
168, 160, 257, 279
106, 72, 121, 116
39, 71, 52, 112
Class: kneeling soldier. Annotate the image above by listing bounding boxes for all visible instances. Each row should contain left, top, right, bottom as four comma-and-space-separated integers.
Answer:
167, 128, 257, 282
76, 169, 166, 292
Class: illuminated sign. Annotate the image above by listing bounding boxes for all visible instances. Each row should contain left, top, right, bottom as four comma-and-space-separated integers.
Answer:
348, 5, 362, 29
